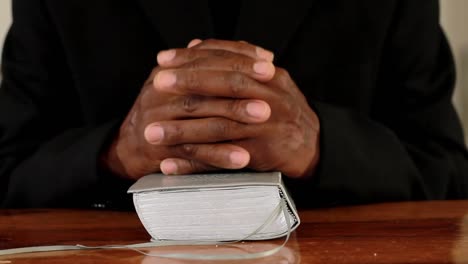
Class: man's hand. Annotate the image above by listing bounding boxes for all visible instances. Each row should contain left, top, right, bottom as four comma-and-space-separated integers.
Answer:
101, 40, 276, 179
157, 39, 320, 178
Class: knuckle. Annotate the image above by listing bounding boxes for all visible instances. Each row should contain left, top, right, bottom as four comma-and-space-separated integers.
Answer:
182, 95, 202, 113
227, 100, 244, 117
178, 144, 199, 157
185, 70, 201, 92
213, 119, 232, 136
166, 123, 184, 143
187, 159, 198, 171
227, 72, 249, 95
129, 108, 139, 128
280, 121, 304, 149
230, 62, 242, 72
230, 57, 249, 72
279, 94, 297, 115
213, 49, 230, 57
275, 67, 289, 77
276, 67, 292, 84
188, 159, 206, 172
185, 48, 197, 60
186, 59, 201, 70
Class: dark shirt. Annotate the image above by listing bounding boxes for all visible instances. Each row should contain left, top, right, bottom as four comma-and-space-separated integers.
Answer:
209, 0, 241, 39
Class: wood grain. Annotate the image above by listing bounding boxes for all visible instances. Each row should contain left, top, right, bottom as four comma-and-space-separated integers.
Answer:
0, 201, 467, 263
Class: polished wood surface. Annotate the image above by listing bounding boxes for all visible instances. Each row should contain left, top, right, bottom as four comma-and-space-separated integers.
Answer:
1, 201, 467, 263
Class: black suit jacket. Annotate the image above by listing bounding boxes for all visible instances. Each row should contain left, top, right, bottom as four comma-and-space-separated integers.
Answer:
1, 0, 467, 208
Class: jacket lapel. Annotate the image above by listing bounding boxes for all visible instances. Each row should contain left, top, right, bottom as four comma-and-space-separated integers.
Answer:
136, 0, 213, 48
235, 0, 315, 60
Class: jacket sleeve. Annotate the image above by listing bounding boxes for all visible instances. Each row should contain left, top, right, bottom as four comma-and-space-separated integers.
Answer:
285, 0, 468, 207
0, 0, 133, 208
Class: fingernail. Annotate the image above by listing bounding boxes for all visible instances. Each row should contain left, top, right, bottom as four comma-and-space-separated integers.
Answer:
157, 50, 176, 64
230, 151, 249, 167
145, 125, 164, 144
256, 47, 274, 61
246, 101, 269, 119
253, 61, 274, 76
155, 71, 176, 89
161, 160, 178, 175
188, 39, 202, 48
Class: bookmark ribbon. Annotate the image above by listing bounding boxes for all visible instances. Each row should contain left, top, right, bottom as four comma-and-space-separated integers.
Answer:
0, 199, 292, 260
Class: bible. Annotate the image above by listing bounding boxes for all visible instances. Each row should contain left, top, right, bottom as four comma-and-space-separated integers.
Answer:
128, 172, 300, 242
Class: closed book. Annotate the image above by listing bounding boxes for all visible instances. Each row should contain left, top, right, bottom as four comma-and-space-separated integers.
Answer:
128, 172, 300, 241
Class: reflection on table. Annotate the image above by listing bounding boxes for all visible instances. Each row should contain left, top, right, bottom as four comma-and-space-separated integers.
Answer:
0, 201, 467, 263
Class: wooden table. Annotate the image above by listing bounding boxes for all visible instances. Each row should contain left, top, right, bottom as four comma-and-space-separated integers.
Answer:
0, 201, 467, 263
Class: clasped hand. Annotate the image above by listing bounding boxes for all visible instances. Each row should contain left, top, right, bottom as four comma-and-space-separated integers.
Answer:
103, 39, 320, 180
